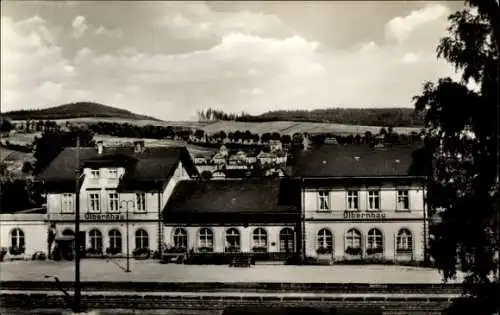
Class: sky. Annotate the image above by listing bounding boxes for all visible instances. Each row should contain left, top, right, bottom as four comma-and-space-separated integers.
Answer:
1, 1, 466, 121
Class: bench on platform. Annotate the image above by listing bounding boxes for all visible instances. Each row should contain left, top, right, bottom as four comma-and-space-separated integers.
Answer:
229, 256, 252, 267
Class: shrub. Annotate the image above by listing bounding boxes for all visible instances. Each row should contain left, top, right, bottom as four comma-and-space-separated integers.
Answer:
31, 251, 47, 260
133, 247, 150, 259
105, 247, 122, 255
345, 247, 362, 255
366, 247, 383, 255
85, 248, 103, 257
9, 247, 25, 256
0, 247, 8, 261
316, 247, 332, 255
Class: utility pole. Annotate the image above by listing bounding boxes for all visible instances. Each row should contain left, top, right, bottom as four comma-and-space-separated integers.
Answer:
74, 136, 81, 313
120, 200, 134, 273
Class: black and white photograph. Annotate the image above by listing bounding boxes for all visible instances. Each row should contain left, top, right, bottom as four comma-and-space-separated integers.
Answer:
0, 1, 499, 314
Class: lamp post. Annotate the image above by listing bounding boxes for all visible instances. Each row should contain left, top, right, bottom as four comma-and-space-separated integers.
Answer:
120, 200, 134, 273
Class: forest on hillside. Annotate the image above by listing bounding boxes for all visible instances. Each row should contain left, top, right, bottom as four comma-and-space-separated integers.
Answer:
197, 107, 425, 127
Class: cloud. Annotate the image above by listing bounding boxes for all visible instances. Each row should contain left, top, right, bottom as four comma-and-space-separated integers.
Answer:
71, 15, 88, 38
161, 2, 292, 40
385, 4, 450, 43
1, 3, 463, 121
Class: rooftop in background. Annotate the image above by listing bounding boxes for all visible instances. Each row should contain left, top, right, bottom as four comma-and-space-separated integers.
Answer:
164, 179, 300, 223
36, 144, 199, 192
292, 143, 427, 178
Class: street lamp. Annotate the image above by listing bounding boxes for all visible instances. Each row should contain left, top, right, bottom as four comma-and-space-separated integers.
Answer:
120, 200, 135, 273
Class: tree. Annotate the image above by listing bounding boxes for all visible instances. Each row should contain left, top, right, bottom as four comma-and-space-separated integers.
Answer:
412, 1, 500, 313
0, 118, 13, 133
261, 133, 271, 143
33, 128, 95, 175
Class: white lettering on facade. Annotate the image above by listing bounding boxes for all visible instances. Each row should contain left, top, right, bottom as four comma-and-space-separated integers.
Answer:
84, 213, 125, 221
343, 211, 386, 220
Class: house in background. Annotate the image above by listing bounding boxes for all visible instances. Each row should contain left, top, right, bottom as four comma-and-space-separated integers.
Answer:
269, 140, 283, 152
212, 153, 226, 165
36, 140, 199, 258
293, 143, 428, 264
163, 179, 301, 262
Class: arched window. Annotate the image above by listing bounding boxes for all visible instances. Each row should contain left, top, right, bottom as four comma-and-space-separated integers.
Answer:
108, 229, 122, 251
89, 229, 103, 251
198, 228, 214, 252
367, 228, 383, 254
135, 229, 149, 249
317, 228, 333, 253
252, 228, 267, 252
396, 228, 413, 252
225, 228, 240, 252
279, 228, 294, 253
11, 228, 25, 249
62, 229, 74, 236
346, 229, 362, 249
173, 228, 188, 249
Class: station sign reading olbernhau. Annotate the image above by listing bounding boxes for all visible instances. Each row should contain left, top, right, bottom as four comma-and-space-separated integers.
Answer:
343, 211, 386, 220
84, 213, 125, 221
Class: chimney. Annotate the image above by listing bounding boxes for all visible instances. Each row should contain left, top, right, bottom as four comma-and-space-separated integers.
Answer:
96, 141, 104, 155
134, 140, 145, 153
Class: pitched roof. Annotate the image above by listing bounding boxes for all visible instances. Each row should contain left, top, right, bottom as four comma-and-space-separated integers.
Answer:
36, 145, 199, 191
292, 144, 425, 178
163, 179, 300, 223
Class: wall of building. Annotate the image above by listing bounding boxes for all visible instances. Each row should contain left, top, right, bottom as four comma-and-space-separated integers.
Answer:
304, 220, 425, 262
0, 214, 48, 256
54, 222, 158, 253
163, 224, 297, 253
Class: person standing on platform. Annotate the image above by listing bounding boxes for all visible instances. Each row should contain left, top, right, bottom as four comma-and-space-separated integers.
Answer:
47, 223, 56, 260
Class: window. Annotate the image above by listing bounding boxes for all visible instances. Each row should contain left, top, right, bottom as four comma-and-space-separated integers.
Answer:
279, 228, 294, 253
136, 193, 146, 212
347, 191, 359, 210
317, 228, 333, 253
397, 190, 410, 210
252, 228, 267, 251
10, 228, 25, 249
173, 228, 188, 249
318, 191, 330, 211
88, 193, 100, 213
367, 228, 383, 254
108, 229, 122, 252
198, 228, 214, 252
396, 229, 413, 252
61, 193, 74, 213
225, 228, 240, 252
346, 229, 361, 249
368, 190, 380, 210
108, 168, 118, 178
108, 193, 119, 212
135, 229, 149, 249
89, 229, 103, 251
90, 169, 100, 179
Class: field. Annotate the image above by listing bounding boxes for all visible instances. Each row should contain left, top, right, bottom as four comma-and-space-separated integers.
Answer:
202, 121, 422, 136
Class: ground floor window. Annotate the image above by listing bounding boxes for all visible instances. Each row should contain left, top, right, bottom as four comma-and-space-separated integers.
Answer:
135, 229, 149, 249
252, 228, 267, 252
225, 228, 240, 252
367, 228, 383, 255
108, 229, 122, 253
396, 228, 413, 253
345, 229, 362, 255
10, 228, 25, 250
173, 228, 188, 249
89, 229, 103, 252
279, 228, 294, 253
198, 228, 214, 252
317, 228, 333, 254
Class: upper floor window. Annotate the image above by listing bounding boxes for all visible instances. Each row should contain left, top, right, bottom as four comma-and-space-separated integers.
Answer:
61, 193, 74, 213
108, 193, 119, 212
108, 168, 118, 178
136, 193, 146, 212
318, 191, 330, 211
397, 190, 410, 210
368, 190, 380, 210
88, 193, 101, 213
90, 169, 100, 179
347, 191, 359, 210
